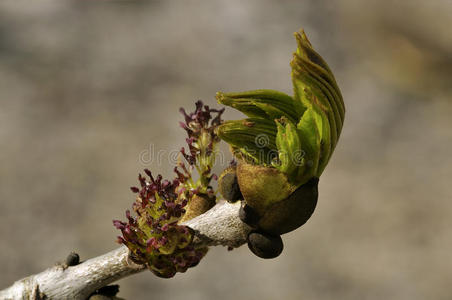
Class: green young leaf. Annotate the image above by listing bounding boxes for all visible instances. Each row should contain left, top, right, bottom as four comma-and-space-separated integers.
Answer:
291, 30, 344, 176
274, 117, 303, 177
292, 30, 344, 143
217, 29, 345, 187
295, 106, 322, 181
218, 118, 278, 164
217, 90, 304, 123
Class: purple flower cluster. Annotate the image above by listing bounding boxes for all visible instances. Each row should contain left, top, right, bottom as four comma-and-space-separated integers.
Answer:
113, 169, 207, 278
178, 101, 224, 193
179, 100, 224, 160
114, 100, 223, 278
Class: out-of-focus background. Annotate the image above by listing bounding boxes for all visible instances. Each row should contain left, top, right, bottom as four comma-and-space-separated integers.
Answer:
1, 0, 451, 299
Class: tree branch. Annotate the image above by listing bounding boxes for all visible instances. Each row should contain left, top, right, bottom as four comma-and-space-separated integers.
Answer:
0, 201, 250, 300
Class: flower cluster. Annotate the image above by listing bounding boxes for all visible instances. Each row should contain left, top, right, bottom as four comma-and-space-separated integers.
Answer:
178, 100, 224, 196
114, 100, 223, 278
114, 169, 207, 278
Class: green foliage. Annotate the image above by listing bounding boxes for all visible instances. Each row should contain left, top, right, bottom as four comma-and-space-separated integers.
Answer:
218, 29, 344, 187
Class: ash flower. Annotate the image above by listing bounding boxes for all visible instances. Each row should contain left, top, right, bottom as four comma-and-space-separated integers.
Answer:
114, 100, 223, 278
113, 169, 207, 278
176, 101, 224, 222
178, 101, 224, 189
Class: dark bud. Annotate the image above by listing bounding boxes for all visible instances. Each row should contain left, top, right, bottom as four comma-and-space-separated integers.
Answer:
93, 285, 120, 297
258, 177, 319, 235
65, 251, 80, 266
247, 231, 283, 259
218, 167, 242, 202
239, 203, 260, 228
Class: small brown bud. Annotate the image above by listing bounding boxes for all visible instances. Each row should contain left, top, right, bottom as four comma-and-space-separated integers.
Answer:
247, 231, 283, 259
65, 252, 80, 267
218, 166, 242, 202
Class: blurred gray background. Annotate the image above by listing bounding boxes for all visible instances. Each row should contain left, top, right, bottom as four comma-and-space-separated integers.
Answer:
1, 0, 451, 299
